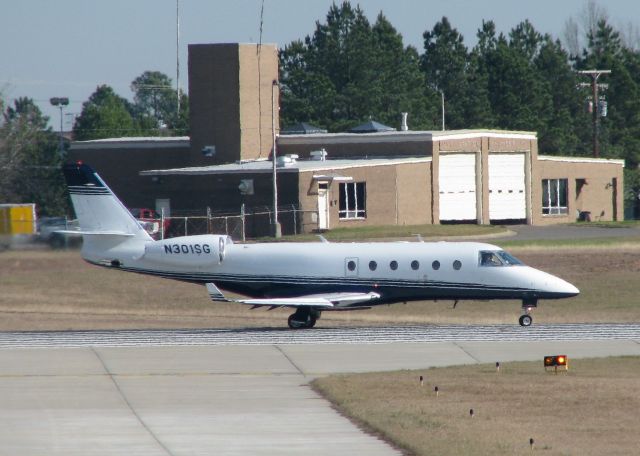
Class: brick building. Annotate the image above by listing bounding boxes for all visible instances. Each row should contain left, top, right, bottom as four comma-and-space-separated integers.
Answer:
70, 42, 624, 236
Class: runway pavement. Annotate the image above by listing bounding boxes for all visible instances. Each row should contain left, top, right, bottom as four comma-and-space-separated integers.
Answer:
1, 325, 639, 455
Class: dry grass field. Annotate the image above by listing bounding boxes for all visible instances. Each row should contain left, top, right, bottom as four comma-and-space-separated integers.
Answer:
312, 357, 640, 455
0, 242, 639, 330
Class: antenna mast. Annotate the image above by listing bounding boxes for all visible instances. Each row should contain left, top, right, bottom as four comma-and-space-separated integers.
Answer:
176, 0, 180, 115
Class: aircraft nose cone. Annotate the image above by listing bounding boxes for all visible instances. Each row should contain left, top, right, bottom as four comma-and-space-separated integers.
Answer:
560, 280, 580, 297
547, 276, 579, 298
529, 268, 579, 298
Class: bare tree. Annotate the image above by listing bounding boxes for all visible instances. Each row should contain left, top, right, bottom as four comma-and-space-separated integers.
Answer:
619, 21, 640, 51
563, 17, 580, 57
580, 0, 608, 40
562, 1, 610, 57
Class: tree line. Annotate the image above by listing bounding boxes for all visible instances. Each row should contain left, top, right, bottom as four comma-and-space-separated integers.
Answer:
279, 2, 640, 211
2, 1, 640, 216
0, 71, 187, 215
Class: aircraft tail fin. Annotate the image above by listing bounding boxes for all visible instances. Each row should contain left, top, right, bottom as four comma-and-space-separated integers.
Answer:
62, 163, 152, 242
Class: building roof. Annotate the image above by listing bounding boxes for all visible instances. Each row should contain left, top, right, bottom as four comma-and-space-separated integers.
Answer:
140, 156, 432, 176
349, 120, 396, 133
539, 155, 625, 167
281, 122, 328, 135
278, 129, 537, 145
70, 136, 190, 150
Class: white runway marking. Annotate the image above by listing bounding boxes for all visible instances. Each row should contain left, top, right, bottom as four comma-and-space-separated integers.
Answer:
0, 324, 638, 348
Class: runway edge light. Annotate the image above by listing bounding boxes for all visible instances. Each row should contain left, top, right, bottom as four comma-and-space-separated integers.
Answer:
544, 355, 569, 372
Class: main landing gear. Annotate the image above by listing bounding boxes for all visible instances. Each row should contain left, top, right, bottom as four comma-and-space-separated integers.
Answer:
287, 308, 321, 329
519, 298, 537, 327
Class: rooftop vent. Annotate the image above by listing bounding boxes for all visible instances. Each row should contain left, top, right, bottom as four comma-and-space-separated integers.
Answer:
401, 112, 408, 131
310, 149, 328, 161
276, 154, 299, 167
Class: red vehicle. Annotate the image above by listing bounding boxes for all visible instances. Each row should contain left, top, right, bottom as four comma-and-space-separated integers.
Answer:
129, 208, 170, 239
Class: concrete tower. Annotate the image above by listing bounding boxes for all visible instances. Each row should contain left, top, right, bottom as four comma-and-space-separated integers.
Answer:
188, 43, 279, 166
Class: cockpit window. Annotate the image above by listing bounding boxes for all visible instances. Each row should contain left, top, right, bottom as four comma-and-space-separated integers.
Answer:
479, 251, 503, 267
479, 250, 524, 267
496, 251, 523, 265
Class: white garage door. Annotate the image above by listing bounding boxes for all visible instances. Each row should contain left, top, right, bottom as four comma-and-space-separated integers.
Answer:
489, 153, 526, 220
439, 154, 477, 221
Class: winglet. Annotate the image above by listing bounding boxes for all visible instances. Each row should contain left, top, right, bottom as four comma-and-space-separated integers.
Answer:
206, 283, 227, 302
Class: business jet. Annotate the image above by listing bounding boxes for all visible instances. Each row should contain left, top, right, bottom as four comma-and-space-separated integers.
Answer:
62, 163, 579, 329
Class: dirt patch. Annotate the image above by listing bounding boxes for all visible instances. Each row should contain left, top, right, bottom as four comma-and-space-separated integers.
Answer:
1, 247, 638, 331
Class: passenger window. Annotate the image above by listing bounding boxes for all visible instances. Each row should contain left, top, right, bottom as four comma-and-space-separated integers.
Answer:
390, 260, 398, 270
432, 260, 440, 270
453, 260, 462, 270
411, 260, 420, 270
347, 260, 356, 271
369, 260, 377, 271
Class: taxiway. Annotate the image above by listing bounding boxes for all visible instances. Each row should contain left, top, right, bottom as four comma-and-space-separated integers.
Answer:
1, 325, 639, 455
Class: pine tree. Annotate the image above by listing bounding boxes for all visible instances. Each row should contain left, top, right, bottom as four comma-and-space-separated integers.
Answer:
421, 17, 469, 129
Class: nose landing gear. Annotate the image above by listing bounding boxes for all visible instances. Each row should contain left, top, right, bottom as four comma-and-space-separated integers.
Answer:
519, 298, 537, 327
287, 308, 321, 329
518, 314, 533, 327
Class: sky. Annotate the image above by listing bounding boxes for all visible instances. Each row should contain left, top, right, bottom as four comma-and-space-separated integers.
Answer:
1, 0, 638, 130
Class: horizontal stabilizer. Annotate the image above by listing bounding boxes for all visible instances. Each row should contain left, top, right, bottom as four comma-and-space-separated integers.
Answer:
55, 230, 135, 237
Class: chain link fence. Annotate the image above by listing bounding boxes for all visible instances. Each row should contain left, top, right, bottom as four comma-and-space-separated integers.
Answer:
160, 205, 319, 240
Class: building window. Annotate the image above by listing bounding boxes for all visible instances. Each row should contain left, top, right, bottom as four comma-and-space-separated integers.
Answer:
339, 182, 366, 219
542, 179, 568, 215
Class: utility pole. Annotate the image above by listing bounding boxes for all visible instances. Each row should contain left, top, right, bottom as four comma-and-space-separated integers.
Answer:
441, 90, 445, 131
578, 69, 611, 158
176, 0, 180, 115
271, 79, 281, 238
49, 97, 69, 155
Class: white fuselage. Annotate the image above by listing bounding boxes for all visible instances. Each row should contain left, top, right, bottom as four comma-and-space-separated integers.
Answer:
82, 235, 578, 306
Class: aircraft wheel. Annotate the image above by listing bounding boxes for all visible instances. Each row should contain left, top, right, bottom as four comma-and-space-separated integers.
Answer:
287, 312, 317, 329
519, 314, 533, 327
288, 314, 305, 329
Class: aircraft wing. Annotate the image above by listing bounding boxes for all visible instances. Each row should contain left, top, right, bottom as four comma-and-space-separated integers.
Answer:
205, 283, 380, 308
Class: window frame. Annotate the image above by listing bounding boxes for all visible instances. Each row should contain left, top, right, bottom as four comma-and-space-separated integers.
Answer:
542, 178, 568, 215
339, 182, 367, 220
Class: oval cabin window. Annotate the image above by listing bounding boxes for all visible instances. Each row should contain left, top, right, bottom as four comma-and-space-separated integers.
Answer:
390, 260, 398, 271
432, 260, 440, 270
369, 261, 377, 271
411, 260, 420, 270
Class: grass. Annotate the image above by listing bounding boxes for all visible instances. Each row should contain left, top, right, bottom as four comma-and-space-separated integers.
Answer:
1, 235, 639, 330
256, 223, 506, 242
567, 220, 640, 228
312, 357, 640, 455
500, 235, 640, 249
